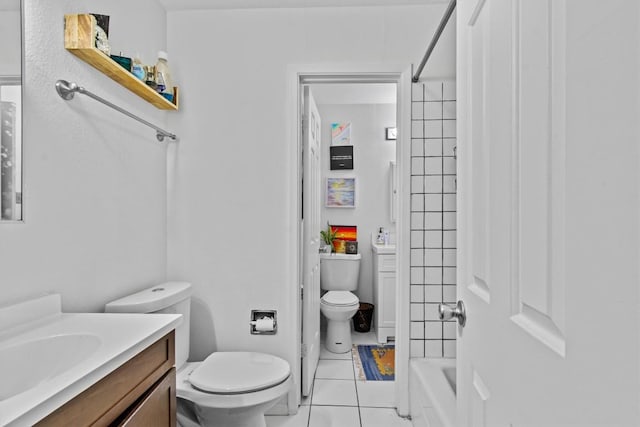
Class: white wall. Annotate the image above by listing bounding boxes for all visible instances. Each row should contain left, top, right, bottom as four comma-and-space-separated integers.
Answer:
317, 102, 396, 305
166, 2, 455, 387
0, 9, 20, 76
0, 0, 169, 312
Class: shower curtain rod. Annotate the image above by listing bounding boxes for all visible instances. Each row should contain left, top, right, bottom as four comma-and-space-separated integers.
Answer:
412, 0, 457, 83
55, 79, 178, 142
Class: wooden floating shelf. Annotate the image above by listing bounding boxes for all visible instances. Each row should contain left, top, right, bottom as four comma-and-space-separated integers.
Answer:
64, 14, 178, 111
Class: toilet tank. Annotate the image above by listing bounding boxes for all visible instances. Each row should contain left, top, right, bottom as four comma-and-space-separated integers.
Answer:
105, 281, 192, 368
320, 253, 361, 291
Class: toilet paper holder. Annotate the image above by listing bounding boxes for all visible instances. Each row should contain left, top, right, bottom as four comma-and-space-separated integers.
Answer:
250, 310, 277, 335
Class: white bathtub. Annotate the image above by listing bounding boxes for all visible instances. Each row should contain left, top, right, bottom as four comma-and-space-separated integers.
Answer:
409, 359, 457, 427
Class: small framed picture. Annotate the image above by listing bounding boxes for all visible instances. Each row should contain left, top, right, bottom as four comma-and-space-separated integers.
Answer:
326, 177, 356, 208
385, 127, 397, 140
330, 145, 354, 170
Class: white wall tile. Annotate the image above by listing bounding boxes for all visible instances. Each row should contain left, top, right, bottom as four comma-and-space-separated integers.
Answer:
411, 139, 424, 156
425, 140, 442, 156
425, 322, 443, 339
425, 267, 442, 284
443, 194, 456, 211
425, 157, 443, 175
443, 268, 456, 285
443, 139, 456, 156
443, 212, 456, 229
411, 321, 425, 339
411, 230, 424, 248
443, 230, 456, 248
443, 340, 457, 358
411, 249, 424, 266
443, 249, 456, 266
425, 102, 443, 119
425, 176, 443, 193
425, 230, 442, 248
411, 267, 424, 284
410, 340, 425, 358
412, 157, 424, 175
443, 120, 456, 137
425, 120, 442, 138
424, 194, 442, 211
425, 212, 442, 229
411, 194, 424, 211
443, 175, 456, 193
443, 321, 457, 339
425, 303, 441, 321
443, 157, 456, 175
443, 101, 456, 119
412, 101, 424, 120
443, 285, 457, 303
425, 249, 443, 266
412, 120, 424, 138
425, 340, 443, 358
411, 212, 424, 229
411, 175, 424, 193
411, 285, 424, 302
410, 303, 424, 321
425, 285, 442, 302
412, 83, 424, 102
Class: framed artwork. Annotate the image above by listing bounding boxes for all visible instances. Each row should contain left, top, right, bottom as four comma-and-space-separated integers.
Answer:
330, 145, 354, 170
326, 177, 356, 208
331, 122, 352, 145
385, 127, 397, 140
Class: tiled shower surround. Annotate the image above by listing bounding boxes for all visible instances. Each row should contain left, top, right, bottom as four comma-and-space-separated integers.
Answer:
409, 81, 457, 359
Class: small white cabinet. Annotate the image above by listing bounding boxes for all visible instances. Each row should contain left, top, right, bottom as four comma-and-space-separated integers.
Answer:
372, 245, 396, 343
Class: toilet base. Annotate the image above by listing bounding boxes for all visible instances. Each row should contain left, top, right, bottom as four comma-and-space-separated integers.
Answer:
325, 319, 352, 353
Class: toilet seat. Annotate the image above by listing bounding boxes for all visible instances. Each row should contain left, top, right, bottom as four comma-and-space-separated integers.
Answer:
177, 362, 293, 410
321, 291, 359, 307
189, 352, 290, 394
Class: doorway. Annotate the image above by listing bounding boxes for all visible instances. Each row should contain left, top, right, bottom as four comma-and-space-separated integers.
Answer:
289, 66, 413, 414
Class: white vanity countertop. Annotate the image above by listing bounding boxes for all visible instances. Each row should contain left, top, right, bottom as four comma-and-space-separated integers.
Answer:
371, 242, 396, 254
0, 294, 181, 426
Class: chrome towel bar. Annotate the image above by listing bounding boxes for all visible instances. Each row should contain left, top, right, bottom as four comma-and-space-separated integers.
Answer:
55, 79, 177, 142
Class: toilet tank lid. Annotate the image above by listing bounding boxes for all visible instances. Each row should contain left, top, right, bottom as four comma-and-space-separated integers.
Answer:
105, 281, 192, 313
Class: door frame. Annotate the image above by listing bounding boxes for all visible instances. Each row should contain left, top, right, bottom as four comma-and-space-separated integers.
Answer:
285, 64, 413, 414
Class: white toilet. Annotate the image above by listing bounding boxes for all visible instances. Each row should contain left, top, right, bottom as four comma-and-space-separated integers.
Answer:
320, 253, 361, 353
105, 282, 292, 427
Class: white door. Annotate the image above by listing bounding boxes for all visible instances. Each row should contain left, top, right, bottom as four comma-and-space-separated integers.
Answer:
301, 86, 322, 397
457, 0, 639, 425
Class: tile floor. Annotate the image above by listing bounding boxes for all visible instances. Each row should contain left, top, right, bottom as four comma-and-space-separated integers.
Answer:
266, 331, 412, 427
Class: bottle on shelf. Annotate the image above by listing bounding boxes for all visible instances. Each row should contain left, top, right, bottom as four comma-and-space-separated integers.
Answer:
131, 54, 145, 81
155, 50, 174, 103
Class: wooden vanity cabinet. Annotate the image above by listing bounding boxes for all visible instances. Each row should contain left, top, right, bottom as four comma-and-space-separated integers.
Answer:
37, 331, 176, 427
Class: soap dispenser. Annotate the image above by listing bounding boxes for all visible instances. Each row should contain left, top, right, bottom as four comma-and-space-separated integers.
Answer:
376, 227, 385, 244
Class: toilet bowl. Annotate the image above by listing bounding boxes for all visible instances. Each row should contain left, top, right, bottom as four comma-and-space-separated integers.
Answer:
320, 291, 360, 353
105, 282, 291, 427
320, 253, 361, 353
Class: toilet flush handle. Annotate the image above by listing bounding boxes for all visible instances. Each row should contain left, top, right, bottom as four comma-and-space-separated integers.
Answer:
438, 300, 466, 327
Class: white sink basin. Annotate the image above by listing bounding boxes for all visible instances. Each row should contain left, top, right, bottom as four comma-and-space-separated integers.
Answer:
0, 293, 181, 426
0, 334, 101, 401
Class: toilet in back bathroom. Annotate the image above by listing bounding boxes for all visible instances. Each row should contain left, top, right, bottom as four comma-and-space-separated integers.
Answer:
105, 282, 291, 427
319, 253, 362, 353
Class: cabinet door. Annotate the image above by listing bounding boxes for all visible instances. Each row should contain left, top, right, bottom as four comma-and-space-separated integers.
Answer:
118, 368, 176, 427
378, 272, 396, 329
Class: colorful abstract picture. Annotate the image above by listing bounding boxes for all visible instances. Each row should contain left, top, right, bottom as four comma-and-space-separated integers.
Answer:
331, 122, 352, 146
326, 177, 356, 208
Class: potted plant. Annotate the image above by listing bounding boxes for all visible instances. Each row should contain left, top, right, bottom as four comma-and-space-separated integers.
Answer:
320, 223, 337, 253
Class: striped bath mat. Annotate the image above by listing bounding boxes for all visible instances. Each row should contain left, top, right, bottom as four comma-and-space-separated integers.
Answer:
353, 344, 395, 381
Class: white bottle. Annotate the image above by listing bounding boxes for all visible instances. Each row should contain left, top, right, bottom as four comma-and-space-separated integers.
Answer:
383, 229, 390, 245
155, 51, 174, 102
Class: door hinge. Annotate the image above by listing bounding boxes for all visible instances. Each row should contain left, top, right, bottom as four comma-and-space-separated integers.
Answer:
301, 343, 308, 357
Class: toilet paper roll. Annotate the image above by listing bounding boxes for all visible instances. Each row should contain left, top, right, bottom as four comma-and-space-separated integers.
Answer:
255, 317, 275, 332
